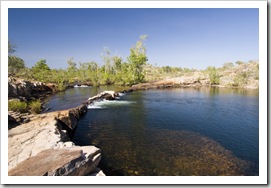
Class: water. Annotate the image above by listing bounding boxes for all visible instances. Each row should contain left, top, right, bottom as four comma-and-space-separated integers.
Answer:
43, 85, 128, 112
44, 86, 259, 176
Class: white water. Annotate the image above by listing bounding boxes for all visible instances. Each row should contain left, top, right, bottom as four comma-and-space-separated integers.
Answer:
87, 91, 133, 109
74, 85, 90, 88
88, 100, 136, 109
87, 94, 135, 109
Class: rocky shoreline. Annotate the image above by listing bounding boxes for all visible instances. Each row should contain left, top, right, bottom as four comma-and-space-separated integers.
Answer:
8, 77, 55, 101
8, 87, 124, 176
8, 104, 105, 176
7, 75, 258, 176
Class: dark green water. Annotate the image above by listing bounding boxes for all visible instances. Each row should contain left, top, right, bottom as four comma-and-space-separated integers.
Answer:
44, 86, 259, 176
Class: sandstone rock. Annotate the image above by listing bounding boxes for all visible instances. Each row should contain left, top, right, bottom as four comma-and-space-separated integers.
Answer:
8, 116, 62, 170
8, 146, 101, 176
8, 77, 53, 101
86, 91, 118, 105
54, 104, 87, 138
8, 111, 33, 130
8, 102, 105, 176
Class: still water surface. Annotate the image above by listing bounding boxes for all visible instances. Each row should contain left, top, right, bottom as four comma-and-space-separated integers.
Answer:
44, 86, 259, 176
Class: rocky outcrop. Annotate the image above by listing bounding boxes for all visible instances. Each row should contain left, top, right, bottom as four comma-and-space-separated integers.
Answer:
8, 111, 33, 129
8, 77, 54, 101
8, 146, 102, 176
55, 104, 87, 139
8, 103, 104, 176
131, 61, 259, 91
86, 91, 119, 105
130, 78, 203, 91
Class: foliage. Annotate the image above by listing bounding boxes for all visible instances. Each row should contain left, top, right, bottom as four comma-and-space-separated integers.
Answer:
127, 35, 148, 84
233, 71, 249, 87
8, 56, 26, 75
31, 59, 51, 82
235, 61, 245, 66
8, 39, 258, 89
8, 100, 28, 113
206, 66, 220, 85
29, 100, 42, 114
8, 41, 26, 76
8, 40, 16, 55
67, 58, 78, 83
222, 62, 234, 70
162, 66, 172, 73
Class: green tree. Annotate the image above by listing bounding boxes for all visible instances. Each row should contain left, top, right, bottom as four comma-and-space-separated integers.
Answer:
206, 66, 220, 85
50, 68, 67, 91
101, 48, 113, 84
233, 71, 249, 87
8, 41, 27, 76
31, 59, 51, 82
87, 61, 102, 86
162, 66, 172, 73
78, 62, 89, 82
8, 56, 26, 76
112, 56, 123, 84
127, 35, 148, 84
222, 62, 234, 70
120, 62, 133, 85
235, 61, 245, 66
67, 58, 78, 83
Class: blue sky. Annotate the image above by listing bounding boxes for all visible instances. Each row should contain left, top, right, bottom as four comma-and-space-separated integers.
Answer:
8, 8, 259, 70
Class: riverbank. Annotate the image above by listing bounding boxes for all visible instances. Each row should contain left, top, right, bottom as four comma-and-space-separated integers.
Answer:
8, 87, 123, 176
129, 78, 258, 92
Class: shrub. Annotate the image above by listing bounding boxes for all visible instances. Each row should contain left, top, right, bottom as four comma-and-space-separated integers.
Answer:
57, 80, 66, 91
206, 66, 220, 85
8, 100, 28, 113
233, 71, 248, 87
29, 100, 42, 114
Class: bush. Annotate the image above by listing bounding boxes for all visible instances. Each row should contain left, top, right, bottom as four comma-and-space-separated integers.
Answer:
206, 66, 220, 85
29, 100, 42, 114
233, 71, 248, 87
8, 100, 28, 113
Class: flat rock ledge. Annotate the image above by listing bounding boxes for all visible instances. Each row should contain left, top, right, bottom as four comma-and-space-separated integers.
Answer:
8, 104, 105, 176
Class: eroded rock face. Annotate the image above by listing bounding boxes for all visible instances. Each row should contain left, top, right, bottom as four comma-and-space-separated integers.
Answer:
54, 104, 87, 138
8, 77, 54, 101
8, 114, 63, 170
8, 146, 101, 176
8, 104, 104, 176
86, 91, 119, 105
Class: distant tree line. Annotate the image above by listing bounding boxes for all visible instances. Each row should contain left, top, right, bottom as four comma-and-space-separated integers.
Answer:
8, 36, 149, 89
8, 37, 258, 90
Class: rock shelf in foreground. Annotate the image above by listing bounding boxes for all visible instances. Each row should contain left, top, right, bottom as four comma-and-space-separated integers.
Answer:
8, 104, 105, 176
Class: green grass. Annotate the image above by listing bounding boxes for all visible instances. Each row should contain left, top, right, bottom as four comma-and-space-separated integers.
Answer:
29, 100, 42, 114
8, 100, 28, 113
